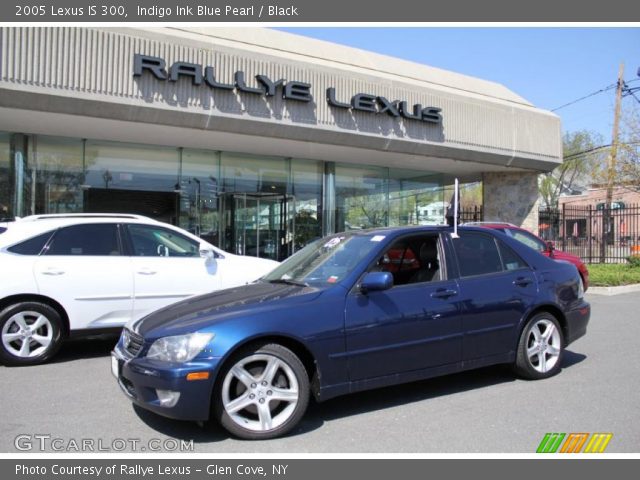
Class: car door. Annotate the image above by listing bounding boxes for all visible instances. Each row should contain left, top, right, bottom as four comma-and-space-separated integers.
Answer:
33, 223, 134, 330
343, 233, 463, 381
124, 223, 221, 319
450, 231, 538, 361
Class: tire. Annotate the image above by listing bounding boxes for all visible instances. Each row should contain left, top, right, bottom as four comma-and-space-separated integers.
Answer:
214, 343, 310, 440
0, 302, 64, 366
514, 312, 564, 380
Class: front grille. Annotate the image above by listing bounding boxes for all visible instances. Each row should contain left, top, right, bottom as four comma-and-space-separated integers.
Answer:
123, 329, 144, 357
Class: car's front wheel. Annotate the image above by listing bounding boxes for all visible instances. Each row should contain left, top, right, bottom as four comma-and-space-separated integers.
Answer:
514, 312, 564, 380
214, 343, 309, 440
0, 302, 64, 366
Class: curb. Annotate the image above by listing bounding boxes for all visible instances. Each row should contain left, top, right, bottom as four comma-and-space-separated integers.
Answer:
586, 284, 640, 296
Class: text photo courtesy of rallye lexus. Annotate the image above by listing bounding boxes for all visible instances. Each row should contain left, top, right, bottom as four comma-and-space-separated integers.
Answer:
0, 214, 279, 366
112, 225, 590, 440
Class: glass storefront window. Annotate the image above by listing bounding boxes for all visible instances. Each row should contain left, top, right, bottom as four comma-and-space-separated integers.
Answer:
30, 135, 84, 215
220, 152, 289, 195
388, 169, 444, 226
0, 131, 448, 260
291, 159, 323, 251
220, 153, 292, 260
179, 149, 221, 246
84, 140, 179, 224
0, 133, 10, 218
335, 164, 389, 232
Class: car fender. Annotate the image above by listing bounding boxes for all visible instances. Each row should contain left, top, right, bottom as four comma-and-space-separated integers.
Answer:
201, 292, 348, 392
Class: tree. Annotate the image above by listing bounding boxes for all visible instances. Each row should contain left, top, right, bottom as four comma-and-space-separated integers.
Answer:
539, 130, 604, 208
460, 182, 482, 209
616, 104, 640, 192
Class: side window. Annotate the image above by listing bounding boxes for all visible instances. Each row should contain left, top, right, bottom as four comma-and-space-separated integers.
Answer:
372, 235, 442, 286
45, 224, 121, 256
452, 232, 503, 277
127, 225, 199, 258
498, 241, 528, 271
7, 231, 55, 255
510, 230, 546, 252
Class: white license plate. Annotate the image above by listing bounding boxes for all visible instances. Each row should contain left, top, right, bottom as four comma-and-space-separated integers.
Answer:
111, 354, 119, 379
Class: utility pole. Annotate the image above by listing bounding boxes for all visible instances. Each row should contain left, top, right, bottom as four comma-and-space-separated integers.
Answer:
600, 62, 625, 262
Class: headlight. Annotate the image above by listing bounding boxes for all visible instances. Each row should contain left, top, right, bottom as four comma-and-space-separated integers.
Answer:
577, 276, 585, 299
146, 332, 214, 363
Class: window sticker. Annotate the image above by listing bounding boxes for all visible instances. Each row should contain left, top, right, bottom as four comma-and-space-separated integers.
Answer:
327, 275, 339, 284
323, 237, 344, 248
370, 235, 386, 242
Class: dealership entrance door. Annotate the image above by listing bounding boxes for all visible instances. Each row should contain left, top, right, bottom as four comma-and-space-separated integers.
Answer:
221, 193, 294, 261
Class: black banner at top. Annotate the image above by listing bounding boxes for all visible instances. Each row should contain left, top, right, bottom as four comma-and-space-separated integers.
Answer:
3, 0, 640, 22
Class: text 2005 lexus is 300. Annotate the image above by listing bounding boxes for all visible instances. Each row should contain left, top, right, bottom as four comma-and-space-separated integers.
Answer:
112, 225, 590, 440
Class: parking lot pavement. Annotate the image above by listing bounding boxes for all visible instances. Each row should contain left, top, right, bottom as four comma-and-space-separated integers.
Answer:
1, 292, 638, 454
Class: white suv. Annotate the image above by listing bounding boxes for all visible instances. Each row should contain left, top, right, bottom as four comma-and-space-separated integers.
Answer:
0, 214, 279, 366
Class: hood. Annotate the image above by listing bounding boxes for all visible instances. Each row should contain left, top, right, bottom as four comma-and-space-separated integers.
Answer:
131, 281, 322, 338
551, 249, 582, 264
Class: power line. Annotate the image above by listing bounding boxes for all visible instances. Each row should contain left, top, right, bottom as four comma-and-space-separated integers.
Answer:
563, 141, 640, 161
551, 75, 640, 112
551, 84, 617, 112
626, 91, 640, 105
623, 81, 640, 105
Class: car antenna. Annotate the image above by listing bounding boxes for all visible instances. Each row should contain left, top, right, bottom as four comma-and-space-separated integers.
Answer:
452, 178, 460, 238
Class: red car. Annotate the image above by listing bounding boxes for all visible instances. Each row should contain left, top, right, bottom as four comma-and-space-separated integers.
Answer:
471, 223, 589, 291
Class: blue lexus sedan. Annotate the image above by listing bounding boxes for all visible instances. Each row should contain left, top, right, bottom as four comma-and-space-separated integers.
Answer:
112, 226, 590, 440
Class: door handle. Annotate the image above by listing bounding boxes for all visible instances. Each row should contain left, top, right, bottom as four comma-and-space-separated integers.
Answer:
431, 288, 458, 299
41, 268, 65, 276
513, 277, 533, 287
136, 269, 157, 275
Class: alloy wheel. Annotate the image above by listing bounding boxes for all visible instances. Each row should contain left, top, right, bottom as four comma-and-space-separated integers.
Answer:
221, 353, 300, 432
525, 318, 562, 373
1, 311, 54, 358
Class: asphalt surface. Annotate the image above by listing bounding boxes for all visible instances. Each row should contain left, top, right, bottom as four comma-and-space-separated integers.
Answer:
1, 292, 638, 453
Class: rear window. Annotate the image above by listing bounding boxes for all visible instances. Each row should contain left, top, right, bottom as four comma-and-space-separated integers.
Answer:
7, 231, 55, 256
498, 241, 528, 271
505, 228, 546, 253
452, 232, 529, 276
45, 224, 121, 256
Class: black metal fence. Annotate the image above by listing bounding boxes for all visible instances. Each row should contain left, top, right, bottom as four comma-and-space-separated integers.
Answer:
539, 204, 640, 264
460, 206, 483, 223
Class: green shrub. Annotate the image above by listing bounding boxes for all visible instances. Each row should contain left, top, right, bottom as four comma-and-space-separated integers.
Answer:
627, 256, 640, 268
588, 263, 640, 286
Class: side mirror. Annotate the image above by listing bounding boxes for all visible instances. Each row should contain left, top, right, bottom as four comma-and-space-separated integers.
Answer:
199, 248, 216, 261
360, 272, 393, 294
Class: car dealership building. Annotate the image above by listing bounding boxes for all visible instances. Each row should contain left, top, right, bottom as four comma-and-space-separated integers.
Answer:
0, 27, 561, 261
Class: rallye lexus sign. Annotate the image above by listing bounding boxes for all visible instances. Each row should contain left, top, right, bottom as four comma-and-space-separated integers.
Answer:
134, 54, 443, 124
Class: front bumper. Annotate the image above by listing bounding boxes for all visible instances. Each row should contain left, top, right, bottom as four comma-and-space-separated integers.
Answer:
112, 343, 222, 422
565, 300, 590, 345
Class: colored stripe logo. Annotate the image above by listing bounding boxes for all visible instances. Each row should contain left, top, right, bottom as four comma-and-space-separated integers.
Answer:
537, 433, 612, 453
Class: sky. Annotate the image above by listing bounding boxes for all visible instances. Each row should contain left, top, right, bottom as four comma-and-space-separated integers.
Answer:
277, 28, 640, 143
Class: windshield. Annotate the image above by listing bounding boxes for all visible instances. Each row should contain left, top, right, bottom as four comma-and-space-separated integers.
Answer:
262, 233, 382, 287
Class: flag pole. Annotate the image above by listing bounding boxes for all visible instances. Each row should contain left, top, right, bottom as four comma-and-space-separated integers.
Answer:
452, 178, 460, 238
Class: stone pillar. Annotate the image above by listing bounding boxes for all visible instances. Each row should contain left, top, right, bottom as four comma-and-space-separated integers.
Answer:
482, 172, 540, 231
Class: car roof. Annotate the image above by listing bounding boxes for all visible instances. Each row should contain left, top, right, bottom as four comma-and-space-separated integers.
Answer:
0, 214, 165, 248
333, 224, 495, 238
463, 222, 519, 229
18, 213, 154, 222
